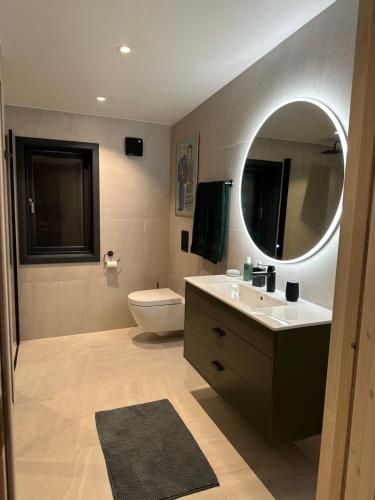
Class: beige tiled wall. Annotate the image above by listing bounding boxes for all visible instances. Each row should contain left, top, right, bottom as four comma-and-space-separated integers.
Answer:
6, 106, 171, 340
169, 0, 358, 308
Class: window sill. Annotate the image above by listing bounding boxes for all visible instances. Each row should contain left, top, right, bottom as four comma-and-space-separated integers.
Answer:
20, 252, 100, 265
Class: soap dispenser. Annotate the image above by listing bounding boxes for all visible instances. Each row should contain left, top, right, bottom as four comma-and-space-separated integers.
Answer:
243, 257, 253, 282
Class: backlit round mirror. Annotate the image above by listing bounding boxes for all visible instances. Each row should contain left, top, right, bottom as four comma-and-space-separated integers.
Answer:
241, 99, 346, 263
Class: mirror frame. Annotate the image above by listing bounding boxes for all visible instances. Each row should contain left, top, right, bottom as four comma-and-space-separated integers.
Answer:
240, 97, 348, 264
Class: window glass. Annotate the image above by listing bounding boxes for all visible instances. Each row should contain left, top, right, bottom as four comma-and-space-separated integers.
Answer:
31, 154, 86, 248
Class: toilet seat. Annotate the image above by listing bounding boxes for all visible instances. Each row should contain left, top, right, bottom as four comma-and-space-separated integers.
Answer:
128, 288, 183, 307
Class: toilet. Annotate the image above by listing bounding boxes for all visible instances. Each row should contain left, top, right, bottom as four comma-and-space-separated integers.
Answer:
128, 288, 185, 336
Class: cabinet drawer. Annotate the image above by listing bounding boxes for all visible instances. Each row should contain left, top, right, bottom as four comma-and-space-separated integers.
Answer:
184, 329, 270, 439
185, 301, 272, 398
186, 283, 274, 357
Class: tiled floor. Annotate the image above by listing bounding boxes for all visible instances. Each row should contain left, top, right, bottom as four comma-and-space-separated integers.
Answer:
14, 328, 320, 499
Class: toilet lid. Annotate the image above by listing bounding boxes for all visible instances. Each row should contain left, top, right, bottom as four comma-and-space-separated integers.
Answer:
128, 288, 183, 307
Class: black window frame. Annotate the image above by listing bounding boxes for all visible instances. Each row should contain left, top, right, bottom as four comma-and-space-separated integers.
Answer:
16, 136, 100, 264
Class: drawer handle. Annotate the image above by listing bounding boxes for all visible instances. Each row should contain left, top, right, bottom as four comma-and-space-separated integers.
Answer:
211, 360, 225, 372
212, 326, 226, 337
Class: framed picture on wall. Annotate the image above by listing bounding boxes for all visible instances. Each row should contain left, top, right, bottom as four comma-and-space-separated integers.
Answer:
175, 133, 199, 217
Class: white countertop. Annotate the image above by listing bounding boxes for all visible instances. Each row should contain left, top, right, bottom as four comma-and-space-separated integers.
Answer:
184, 275, 332, 331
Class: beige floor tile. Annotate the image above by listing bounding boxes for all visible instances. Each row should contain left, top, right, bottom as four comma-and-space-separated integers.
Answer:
14, 327, 319, 499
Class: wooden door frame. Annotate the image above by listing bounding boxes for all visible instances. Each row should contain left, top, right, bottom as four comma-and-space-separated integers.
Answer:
344, 122, 375, 499
0, 54, 16, 500
316, 0, 375, 498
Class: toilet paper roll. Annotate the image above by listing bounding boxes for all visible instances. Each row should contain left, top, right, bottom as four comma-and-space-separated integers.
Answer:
105, 260, 118, 268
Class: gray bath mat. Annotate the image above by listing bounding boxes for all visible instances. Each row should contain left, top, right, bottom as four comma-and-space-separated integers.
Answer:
95, 399, 219, 500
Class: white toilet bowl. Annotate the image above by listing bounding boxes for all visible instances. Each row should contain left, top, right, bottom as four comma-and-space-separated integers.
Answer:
128, 288, 185, 336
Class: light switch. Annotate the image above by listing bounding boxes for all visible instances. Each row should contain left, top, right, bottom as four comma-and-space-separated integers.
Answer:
181, 230, 189, 252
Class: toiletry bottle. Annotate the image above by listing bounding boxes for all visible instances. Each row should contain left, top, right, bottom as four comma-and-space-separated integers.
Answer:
266, 265, 276, 292
253, 260, 266, 287
243, 257, 253, 282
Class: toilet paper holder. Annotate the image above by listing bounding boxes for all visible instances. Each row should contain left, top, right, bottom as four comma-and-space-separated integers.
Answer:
103, 250, 120, 268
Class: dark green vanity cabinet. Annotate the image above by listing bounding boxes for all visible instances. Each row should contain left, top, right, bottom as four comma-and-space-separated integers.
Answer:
183, 283, 331, 445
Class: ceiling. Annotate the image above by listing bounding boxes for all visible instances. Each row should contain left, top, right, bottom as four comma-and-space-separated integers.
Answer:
0, 0, 336, 125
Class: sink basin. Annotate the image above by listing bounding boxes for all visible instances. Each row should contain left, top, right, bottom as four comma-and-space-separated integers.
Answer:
239, 283, 287, 308
209, 281, 287, 308
210, 282, 239, 300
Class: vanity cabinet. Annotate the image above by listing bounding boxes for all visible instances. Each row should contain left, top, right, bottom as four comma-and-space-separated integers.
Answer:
184, 282, 331, 445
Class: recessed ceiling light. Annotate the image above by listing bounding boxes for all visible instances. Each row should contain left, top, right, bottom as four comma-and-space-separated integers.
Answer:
96, 96, 106, 102
118, 45, 131, 54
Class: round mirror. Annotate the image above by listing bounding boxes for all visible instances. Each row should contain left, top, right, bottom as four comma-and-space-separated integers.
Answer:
241, 99, 346, 263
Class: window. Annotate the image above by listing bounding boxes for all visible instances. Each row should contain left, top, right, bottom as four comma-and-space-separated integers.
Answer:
16, 137, 100, 264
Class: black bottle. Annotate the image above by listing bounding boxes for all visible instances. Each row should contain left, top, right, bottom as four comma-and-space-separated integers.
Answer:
266, 266, 276, 292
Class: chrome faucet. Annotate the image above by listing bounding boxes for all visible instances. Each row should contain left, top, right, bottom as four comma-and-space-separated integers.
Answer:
252, 265, 276, 293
